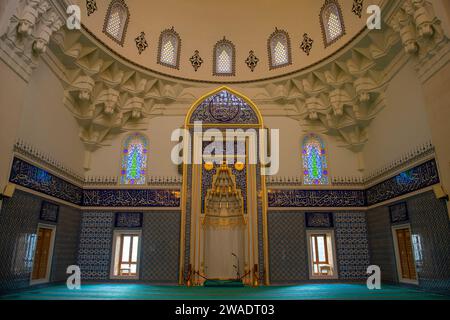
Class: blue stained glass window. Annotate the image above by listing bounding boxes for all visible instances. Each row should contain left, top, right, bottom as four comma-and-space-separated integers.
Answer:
302, 134, 329, 185
120, 133, 148, 185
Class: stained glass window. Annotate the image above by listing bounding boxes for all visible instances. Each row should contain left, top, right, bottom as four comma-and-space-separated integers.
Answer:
213, 38, 235, 76
103, 0, 129, 46
268, 29, 291, 69
158, 27, 181, 69
320, 0, 345, 46
302, 134, 329, 185
120, 133, 148, 185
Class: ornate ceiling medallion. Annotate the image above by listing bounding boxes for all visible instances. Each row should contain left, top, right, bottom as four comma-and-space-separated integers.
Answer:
190, 50, 203, 71
135, 32, 148, 55
245, 50, 259, 72
300, 33, 314, 56
86, 0, 97, 16
352, 0, 364, 18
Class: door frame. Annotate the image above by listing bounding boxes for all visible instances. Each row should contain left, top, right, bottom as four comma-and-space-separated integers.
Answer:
30, 223, 57, 285
391, 223, 419, 285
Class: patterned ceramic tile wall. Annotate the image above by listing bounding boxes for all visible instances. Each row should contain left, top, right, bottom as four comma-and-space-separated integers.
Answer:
77, 212, 114, 280
334, 212, 370, 279
267, 211, 308, 282
0, 190, 40, 293
0, 190, 81, 293
367, 191, 450, 293
366, 206, 398, 283
407, 191, 450, 293
140, 211, 180, 283
50, 206, 81, 282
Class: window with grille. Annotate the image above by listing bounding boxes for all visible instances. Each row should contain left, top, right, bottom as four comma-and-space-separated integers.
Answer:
111, 231, 141, 278
158, 27, 181, 69
103, 0, 129, 46
320, 0, 345, 46
268, 29, 291, 69
307, 231, 337, 279
213, 38, 235, 76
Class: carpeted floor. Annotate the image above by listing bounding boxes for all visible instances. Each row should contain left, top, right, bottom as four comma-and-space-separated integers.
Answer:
1, 283, 449, 300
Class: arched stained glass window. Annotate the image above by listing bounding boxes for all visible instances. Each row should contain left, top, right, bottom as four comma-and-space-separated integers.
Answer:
213, 37, 235, 76
103, 0, 130, 46
268, 28, 292, 69
302, 134, 329, 185
320, 0, 345, 47
158, 27, 181, 69
120, 133, 148, 185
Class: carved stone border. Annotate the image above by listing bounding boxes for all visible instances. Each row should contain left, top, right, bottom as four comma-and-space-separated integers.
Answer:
157, 26, 181, 70
212, 37, 236, 76
102, 0, 130, 47
267, 28, 293, 70
320, 0, 346, 48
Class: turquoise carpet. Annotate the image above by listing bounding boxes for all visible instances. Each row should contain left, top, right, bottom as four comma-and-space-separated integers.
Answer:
1, 283, 449, 300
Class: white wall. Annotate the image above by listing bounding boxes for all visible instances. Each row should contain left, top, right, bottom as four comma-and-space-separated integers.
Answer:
88, 116, 185, 177
264, 116, 361, 178
17, 62, 85, 174
0, 60, 28, 191
87, 114, 362, 179
363, 62, 432, 173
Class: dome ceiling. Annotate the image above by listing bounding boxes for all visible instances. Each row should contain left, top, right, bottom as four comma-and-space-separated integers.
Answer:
78, 0, 381, 83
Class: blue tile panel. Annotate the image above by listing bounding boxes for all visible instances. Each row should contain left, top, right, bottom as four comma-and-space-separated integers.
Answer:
366, 159, 439, 205
115, 212, 142, 228
50, 205, 81, 282
268, 160, 439, 208
367, 191, 450, 293
267, 211, 309, 282
306, 212, 333, 228
140, 211, 180, 283
77, 212, 114, 280
0, 190, 81, 293
268, 211, 370, 282
366, 205, 398, 283
334, 212, 370, 279
39, 201, 59, 223
9, 158, 438, 209
407, 192, 450, 293
9, 157, 83, 205
82, 189, 180, 207
76, 211, 181, 282
0, 190, 40, 293
268, 189, 366, 207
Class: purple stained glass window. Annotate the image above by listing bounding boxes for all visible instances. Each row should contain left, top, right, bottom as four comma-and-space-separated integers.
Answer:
120, 133, 148, 185
302, 134, 329, 185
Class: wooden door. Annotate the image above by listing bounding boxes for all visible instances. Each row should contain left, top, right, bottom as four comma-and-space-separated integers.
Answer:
32, 227, 53, 280
396, 228, 417, 280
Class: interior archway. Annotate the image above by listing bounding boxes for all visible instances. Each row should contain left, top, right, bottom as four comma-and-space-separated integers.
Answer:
180, 87, 269, 286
